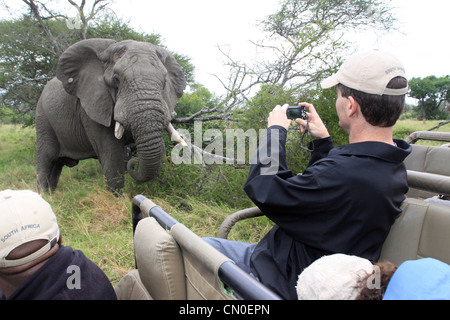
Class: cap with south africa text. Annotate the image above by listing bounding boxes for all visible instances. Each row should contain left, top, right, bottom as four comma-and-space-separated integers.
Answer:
0, 190, 60, 268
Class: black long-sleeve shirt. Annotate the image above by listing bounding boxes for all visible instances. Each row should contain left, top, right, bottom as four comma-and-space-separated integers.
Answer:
244, 126, 411, 299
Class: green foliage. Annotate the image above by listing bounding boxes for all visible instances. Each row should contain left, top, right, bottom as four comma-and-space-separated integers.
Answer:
409, 75, 450, 120
0, 104, 33, 125
0, 125, 37, 188
238, 84, 297, 132
176, 83, 218, 118
0, 17, 74, 124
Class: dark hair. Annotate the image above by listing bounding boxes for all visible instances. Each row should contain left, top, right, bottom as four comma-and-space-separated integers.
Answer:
356, 261, 398, 300
337, 77, 408, 127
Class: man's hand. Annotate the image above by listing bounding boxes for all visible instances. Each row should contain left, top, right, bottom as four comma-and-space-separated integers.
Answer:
268, 103, 330, 140
295, 102, 330, 140
268, 104, 292, 130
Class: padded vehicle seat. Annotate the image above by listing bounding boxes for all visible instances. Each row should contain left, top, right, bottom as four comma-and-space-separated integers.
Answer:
132, 216, 235, 300
134, 217, 186, 299
380, 197, 450, 266
403, 135, 450, 199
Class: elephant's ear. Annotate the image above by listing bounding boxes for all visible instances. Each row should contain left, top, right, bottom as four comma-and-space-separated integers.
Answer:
56, 38, 116, 127
155, 47, 187, 111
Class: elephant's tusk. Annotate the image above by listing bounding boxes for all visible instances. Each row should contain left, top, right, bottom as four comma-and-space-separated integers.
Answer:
115, 122, 125, 140
167, 123, 187, 147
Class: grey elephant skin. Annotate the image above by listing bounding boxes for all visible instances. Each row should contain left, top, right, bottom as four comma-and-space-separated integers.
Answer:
35, 38, 186, 194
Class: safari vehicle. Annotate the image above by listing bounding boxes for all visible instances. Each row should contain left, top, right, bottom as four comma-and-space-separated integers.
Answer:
115, 130, 450, 300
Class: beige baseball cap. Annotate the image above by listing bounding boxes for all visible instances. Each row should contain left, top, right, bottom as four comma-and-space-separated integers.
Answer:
321, 49, 408, 96
0, 190, 60, 268
296, 254, 374, 300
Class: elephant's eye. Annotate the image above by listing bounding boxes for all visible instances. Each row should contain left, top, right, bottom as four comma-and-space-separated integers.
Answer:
113, 74, 120, 85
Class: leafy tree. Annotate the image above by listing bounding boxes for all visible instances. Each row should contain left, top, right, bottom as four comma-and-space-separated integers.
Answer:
175, 84, 218, 119
238, 84, 297, 132
409, 75, 450, 120
0, 17, 75, 125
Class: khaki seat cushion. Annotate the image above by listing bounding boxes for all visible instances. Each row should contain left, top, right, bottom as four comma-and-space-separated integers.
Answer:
134, 217, 186, 300
114, 269, 152, 300
405, 145, 450, 175
171, 223, 236, 300
380, 198, 450, 266
405, 144, 450, 198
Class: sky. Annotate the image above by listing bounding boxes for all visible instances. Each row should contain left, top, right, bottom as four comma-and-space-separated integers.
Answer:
2, 0, 449, 96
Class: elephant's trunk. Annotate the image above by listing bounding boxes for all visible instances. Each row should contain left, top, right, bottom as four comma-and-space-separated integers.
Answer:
124, 122, 187, 182
125, 97, 168, 183
127, 136, 164, 182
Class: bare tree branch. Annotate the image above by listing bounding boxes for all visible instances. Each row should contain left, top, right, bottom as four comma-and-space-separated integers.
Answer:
22, 0, 65, 55
427, 120, 450, 132
67, 0, 111, 39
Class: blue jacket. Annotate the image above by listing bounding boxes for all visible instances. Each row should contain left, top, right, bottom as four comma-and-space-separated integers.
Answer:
383, 258, 450, 300
1, 246, 117, 300
244, 126, 411, 299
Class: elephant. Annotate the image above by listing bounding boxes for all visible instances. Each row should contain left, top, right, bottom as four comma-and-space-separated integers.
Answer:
35, 38, 187, 194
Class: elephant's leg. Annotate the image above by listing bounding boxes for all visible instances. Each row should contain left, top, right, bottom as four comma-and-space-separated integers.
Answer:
47, 158, 79, 191
36, 115, 62, 192
47, 161, 64, 191
99, 148, 126, 194
87, 127, 127, 194
36, 158, 62, 192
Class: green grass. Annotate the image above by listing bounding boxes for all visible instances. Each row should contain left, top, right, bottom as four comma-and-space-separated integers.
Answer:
0, 119, 449, 286
394, 119, 450, 146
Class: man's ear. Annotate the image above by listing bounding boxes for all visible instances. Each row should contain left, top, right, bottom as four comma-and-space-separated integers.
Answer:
348, 96, 360, 118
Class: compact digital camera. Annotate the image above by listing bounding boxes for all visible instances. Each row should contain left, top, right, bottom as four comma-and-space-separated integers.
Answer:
286, 106, 307, 120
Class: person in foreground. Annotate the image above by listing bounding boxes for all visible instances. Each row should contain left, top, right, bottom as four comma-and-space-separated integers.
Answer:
0, 189, 117, 300
205, 49, 412, 299
296, 253, 450, 300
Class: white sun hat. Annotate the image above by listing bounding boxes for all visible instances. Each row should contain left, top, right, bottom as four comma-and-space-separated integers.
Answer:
296, 254, 375, 300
